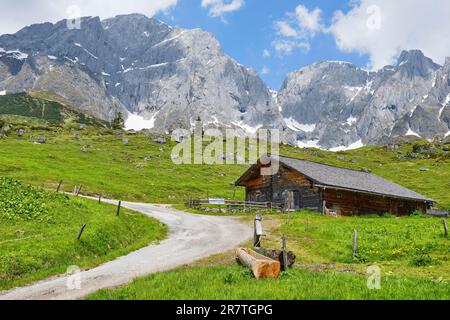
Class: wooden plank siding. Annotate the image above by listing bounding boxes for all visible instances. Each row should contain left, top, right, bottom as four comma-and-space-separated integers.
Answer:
323, 189, 427, 216
245, 165, 322, 211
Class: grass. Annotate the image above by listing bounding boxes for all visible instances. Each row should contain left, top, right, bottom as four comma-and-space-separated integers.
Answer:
265, 212, 450, 278
0, 178, 168, 291
87, 212, 449, 300
87, 265, 450, 300
0, 126, 248, 203
0, 123, 448, 208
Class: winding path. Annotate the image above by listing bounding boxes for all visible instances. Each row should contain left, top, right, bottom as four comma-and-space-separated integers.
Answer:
0, 200, 252, 300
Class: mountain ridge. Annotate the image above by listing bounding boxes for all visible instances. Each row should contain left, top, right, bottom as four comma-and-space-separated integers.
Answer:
1, 14, 449, 149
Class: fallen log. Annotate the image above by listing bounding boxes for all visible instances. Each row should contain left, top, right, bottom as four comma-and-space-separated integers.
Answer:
236, 248, 281, 280
254, 248, 296, 269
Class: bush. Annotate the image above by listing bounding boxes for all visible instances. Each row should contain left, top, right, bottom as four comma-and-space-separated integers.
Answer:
0, 177, 57, 222
410, 254, 434, 267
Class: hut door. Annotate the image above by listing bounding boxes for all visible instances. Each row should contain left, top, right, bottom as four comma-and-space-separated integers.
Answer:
294, 191, 301, 210
284, 191, 300, 211
284, 191, 294, 211
390, 200, 398, 215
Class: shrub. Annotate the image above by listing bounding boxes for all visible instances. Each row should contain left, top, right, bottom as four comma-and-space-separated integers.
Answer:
0, 177, 56, 222
410, 254, 434, 267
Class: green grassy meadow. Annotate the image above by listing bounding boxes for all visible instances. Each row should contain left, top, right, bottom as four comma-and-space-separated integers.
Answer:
1, 96, 449, 299
0, 177, 167, 291
87, 212, 449, 300
0, 120, 449, 208
87, 265, 449, 300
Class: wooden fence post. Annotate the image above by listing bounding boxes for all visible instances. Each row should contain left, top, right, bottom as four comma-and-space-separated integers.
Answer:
98, 193, 102, 204
56, 180, 63, 193
443, 218, 448, 238
76, 185, 82, 196
353, 229, 358, 258
73, 186, 78, 196
77, 224, 87, 240
116, 201, 122, 216
281, 234, 288, 271
254, 216, 263, 247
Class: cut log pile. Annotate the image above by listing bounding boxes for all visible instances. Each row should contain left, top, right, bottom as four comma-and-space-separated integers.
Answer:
254, 248, 296, 269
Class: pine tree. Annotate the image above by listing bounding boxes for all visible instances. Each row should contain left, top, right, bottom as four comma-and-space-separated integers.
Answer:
111, 112, 125, 130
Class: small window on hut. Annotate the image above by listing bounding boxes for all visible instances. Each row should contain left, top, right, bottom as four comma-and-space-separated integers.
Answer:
336, 192, 343, 199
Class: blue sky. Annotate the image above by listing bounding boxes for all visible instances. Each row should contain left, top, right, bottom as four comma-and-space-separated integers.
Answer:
155, 0, 370, 89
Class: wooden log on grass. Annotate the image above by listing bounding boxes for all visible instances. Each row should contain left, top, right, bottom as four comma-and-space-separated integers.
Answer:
236, 248, 280, 280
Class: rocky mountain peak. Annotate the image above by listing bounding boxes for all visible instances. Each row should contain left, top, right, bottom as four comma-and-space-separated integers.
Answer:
0, 14, 281, 135
396, 50, 440, 78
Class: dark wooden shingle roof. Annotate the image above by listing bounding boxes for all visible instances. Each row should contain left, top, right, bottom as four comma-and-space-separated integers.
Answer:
277, 156, 434, 202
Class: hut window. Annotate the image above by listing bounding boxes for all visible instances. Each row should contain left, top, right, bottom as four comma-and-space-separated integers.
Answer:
337, 192, 343, 199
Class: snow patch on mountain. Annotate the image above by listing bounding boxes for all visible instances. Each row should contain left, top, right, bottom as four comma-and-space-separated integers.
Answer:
285, 118, 316, 132
346, 116, 358, 126
297, 140, 321, 149
406, 128, 421, 138
329, 140, 364, 152
125, 113, 157, 131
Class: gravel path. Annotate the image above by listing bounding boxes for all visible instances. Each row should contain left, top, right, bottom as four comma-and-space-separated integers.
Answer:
0, 200, 252, 300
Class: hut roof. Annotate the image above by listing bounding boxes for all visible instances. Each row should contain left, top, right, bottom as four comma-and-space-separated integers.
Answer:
236, 156, 435, 203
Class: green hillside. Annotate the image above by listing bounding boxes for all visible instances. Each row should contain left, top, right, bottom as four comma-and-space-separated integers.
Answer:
0, 92, 107, 127
0, 125, 448, 209
0, 96, 448, 299
0, 177, 167, 290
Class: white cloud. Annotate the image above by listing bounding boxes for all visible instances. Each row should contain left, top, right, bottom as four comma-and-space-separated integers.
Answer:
261, 66, 270, 75
201, 0, 245, 18
272, 39, 310, 56
295, 5, 323, 35
329, 0, 450, 69
272, 4, 323, 55
262, 49, 271, 58
0, 0, 178, 35
275, 21, 299, 37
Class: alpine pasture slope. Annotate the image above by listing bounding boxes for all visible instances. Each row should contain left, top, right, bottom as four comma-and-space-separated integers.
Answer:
0, 98, 449, 300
